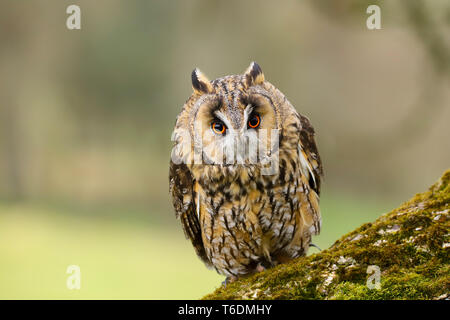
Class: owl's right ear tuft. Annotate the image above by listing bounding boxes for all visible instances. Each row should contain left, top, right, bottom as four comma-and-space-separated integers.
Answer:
244, 61, 265, 87
191, 68, 214, 94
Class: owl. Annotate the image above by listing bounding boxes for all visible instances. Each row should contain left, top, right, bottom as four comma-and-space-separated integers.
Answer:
169, 62, 323, 283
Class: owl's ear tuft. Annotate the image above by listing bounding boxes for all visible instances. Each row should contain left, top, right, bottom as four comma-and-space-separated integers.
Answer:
191, 68, 214, 94
244, 61, 265, 87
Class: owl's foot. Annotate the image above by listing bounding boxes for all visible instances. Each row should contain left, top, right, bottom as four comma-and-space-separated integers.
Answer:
222, 276, 238, 287
255, 263, 266, 273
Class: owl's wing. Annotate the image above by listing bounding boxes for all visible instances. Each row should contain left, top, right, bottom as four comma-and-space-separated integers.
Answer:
169, 161, 210, 266
295, 114, 323, 237
298, 114, 323, 195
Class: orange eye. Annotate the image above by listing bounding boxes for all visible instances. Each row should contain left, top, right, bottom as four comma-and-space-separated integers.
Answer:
211, 121, 226, 134
248, 114, 260, 129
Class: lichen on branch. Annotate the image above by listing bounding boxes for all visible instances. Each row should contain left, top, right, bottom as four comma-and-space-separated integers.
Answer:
204, 170, 450, 300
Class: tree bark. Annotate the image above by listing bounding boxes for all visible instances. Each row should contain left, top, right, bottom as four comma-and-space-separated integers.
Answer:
204, 170, 450, 300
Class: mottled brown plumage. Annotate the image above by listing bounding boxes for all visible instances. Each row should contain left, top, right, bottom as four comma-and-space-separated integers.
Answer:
169, 62, 323, 282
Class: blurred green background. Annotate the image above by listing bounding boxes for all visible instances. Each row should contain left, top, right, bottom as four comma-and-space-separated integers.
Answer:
0, 0, 449, 299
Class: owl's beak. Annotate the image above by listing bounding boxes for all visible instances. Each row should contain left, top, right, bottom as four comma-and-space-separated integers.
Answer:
235, 130, 258, 165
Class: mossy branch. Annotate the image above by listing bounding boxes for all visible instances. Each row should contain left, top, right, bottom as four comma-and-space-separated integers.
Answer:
204, 170, 450, 300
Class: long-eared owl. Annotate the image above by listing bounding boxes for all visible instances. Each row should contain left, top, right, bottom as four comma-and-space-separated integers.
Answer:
169, 62, 323, 282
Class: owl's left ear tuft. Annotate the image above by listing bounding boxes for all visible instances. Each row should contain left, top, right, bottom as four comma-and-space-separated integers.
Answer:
244, 61, 265, 87
191, 68, 214, 94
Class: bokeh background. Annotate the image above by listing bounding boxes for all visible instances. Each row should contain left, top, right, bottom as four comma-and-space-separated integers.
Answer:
0, 0, 449, 299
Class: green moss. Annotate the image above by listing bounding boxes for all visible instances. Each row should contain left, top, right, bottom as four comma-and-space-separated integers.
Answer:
203, 170, 450, 300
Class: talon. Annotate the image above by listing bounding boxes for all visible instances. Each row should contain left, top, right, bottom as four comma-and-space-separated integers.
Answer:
309, 243, 322, 251
222, 276, 237, 287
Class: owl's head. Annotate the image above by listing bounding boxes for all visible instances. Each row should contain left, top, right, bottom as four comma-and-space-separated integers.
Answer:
189, 62, 280, 168
172, 62, 284, 180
